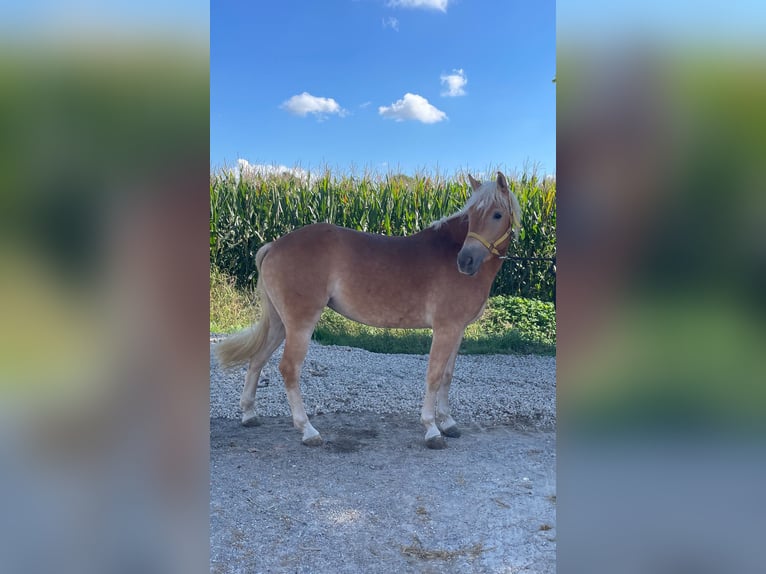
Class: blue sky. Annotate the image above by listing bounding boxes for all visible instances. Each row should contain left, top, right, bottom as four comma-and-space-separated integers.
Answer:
211, 0, 555, 176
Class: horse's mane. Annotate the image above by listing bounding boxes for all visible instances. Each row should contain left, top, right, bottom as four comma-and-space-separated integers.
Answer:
429, 179, 521, 238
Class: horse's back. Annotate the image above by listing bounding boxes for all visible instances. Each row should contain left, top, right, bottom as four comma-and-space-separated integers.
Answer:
265, 222, 417, 263
259, 223, 341, 277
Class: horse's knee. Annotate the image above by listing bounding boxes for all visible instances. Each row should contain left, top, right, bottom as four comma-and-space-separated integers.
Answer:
279, 360, 299, 382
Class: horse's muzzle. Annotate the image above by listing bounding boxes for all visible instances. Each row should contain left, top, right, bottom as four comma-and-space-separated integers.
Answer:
457, 247, 484, 276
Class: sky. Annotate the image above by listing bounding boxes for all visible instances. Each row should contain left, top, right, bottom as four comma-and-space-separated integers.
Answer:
210, 0, 556, 177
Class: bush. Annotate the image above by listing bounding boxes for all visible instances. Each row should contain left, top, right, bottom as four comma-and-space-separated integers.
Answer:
479, 296, 557, 346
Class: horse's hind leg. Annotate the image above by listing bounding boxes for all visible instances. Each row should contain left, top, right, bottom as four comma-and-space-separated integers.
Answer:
436, 335, 463, 438
279, 328, 322, 446
421, 327, 463, 449
240, 311, 285, 426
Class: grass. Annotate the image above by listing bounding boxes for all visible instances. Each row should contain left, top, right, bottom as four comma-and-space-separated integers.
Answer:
210, 267, 555, 356
312, 308, 554, 356
210, 266, 256, 333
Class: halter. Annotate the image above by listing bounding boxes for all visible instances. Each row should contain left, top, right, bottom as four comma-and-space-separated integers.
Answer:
466, 226, 513, 258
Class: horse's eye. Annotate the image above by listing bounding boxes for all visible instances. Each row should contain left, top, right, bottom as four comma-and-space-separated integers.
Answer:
493, 212, 502, 220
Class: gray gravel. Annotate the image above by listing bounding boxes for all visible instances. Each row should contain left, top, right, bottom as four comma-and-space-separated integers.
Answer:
210, 337, 556, 573
210, 337, 556, 430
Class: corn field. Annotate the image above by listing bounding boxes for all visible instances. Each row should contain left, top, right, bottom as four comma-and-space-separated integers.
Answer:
210, 168, 556, 301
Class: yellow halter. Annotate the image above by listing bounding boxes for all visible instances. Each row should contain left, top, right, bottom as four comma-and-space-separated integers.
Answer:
466, 225, 513, 258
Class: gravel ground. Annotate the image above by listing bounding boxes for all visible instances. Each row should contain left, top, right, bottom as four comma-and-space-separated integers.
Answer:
210, 337, 556, 573
210, 337, 556, 430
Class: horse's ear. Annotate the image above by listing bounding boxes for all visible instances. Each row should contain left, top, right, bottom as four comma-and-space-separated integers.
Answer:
468, 174, 481, 191
496, 171, 509, 194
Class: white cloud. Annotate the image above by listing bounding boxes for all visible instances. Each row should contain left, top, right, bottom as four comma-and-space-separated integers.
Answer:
378, 93, 447, 124
236, 159, 309, 181
440, 68, 467, 97
279, 92, 346, 119
382, 16, 399, 31
388, 0, 448, 11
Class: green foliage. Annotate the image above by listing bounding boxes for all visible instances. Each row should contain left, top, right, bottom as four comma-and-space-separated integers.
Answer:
210, 167, 556, 300
477, 296, 557, 347
491, 175, 557, 301
312, 296, 556, 356
209, 265, 256, 333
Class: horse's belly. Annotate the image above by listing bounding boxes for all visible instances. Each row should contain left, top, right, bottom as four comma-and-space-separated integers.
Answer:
327, 291, 431, 329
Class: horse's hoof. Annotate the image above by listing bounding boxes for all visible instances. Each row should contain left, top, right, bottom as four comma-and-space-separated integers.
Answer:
241, 413, 261, 427
440, 425, 461, 438
302, 435, 323, 447
425, 435, 447, 450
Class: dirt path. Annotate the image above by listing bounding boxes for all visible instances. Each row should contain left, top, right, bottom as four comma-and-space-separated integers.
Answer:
210, 412, 555, 573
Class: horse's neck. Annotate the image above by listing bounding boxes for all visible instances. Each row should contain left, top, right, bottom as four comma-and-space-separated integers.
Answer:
429, 215, 468, 246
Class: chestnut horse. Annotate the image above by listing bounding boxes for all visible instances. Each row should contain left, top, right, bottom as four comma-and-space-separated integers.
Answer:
215, 172, 521, 449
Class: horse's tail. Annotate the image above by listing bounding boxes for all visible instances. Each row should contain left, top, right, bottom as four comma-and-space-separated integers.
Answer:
214, 243, 274, 368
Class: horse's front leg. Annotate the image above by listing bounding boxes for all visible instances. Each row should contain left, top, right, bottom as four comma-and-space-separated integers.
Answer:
421, 327, 463, 449
436, 337, 463, 438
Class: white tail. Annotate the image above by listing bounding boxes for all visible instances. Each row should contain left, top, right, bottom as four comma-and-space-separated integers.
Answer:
214, 244, 274, 367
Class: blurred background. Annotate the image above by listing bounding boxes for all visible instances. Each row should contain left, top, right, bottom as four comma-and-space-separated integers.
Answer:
557, 1, 766, 572
2, 0, 765, 572
0, 2, 209, 573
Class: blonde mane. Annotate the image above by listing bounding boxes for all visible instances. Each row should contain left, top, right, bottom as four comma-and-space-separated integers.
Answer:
431, 177, 522, 239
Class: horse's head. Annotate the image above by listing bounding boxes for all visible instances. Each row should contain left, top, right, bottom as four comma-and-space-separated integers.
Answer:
457, 172, 522, 276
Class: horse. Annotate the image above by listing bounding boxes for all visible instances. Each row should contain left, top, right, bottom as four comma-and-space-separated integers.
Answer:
215, 172, 522, 449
